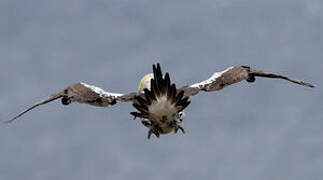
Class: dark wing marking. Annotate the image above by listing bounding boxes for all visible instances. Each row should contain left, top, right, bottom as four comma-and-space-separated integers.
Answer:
130, 63, 191, 119
179, 66, 315, 97
5, 82, 137, 123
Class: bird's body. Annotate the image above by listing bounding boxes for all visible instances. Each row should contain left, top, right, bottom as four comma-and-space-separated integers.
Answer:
135, 72, 176, 136
147, 96, 178, 134
5, 63, 315, 139
131, 65, 189, 138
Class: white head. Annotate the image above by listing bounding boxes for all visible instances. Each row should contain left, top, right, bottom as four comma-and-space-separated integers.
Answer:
138, 73, 154, 93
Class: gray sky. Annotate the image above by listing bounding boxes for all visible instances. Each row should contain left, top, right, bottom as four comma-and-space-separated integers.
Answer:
1, 0, 322, 179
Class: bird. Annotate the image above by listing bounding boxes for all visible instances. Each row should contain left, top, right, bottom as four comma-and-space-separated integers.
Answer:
5, 63, 315, 139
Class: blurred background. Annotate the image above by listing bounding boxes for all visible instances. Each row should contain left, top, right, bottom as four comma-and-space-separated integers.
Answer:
1, 0, 322, 179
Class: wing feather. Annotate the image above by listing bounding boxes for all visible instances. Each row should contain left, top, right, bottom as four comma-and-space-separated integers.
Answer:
4, 93, 64, 124
5, 82, 137, 123
180, 66, 315, 97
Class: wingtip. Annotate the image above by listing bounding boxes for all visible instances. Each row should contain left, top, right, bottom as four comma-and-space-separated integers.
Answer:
3, 118, 15, 124
308, 84, 315, 88
301, 81, 315, 88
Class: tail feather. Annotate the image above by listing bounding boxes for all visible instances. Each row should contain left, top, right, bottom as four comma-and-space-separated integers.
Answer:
130, 63, 191, 120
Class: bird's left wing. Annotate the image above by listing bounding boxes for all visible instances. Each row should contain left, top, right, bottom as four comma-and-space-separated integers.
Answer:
5, 82, 138, 123
179, 66, 315, 97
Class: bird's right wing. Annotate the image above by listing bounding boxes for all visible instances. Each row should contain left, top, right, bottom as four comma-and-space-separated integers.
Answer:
179, 66, 315, 97
5, 82, 138, 123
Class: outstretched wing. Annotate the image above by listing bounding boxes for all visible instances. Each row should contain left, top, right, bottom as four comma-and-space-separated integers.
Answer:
5, 82, 138, 123
179, 66, 315, 97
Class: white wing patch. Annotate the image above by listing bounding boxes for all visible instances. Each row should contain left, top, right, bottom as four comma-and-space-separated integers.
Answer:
190, 66, 234, 88
80, 82, 124, 98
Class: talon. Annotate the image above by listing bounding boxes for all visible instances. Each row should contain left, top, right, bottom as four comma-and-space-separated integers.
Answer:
155, 132, 160, 138
147, 126, 160, 139
178, 126, 185, 134
174, 124, 185, 134
153, 128, 160, 138
174, 127, 179, 134
148, 129, 153, 139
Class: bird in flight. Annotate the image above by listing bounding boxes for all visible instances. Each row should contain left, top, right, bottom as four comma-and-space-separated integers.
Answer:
6, 63, 314, 139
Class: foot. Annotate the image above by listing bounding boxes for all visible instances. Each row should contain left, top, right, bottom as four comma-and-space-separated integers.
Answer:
174, 125, 185, 134
147, 123, 163, 139
147, 128, 160, 139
